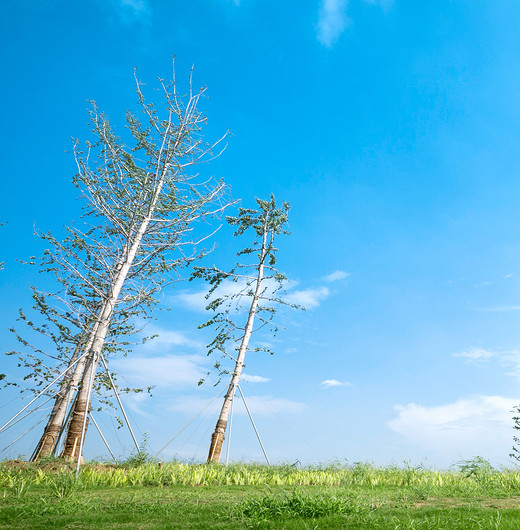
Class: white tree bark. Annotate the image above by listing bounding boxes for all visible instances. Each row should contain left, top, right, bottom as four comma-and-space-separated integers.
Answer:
61, 179, 165, 459
207, 225, 268, 463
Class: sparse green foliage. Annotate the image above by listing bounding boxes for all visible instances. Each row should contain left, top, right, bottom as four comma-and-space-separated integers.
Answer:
456, 456, 496, 479
511, 404, 520, 464
193, 196, 301, 463
123, 433, 154, 467
193, 196, 300, 385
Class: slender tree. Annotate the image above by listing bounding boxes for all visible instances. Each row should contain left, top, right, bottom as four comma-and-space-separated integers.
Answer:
511, 405, 520, 463
193, 196, 299, 464
7, 61, 229, 462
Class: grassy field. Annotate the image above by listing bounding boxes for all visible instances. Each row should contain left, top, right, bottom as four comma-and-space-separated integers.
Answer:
1, 459, 520, 528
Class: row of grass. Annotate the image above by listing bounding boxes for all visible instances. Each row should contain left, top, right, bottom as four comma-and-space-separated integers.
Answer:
1, 457, 520, 492
2, 459, 520, 528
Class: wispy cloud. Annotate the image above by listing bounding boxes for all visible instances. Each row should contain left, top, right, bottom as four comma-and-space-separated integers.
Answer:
322, 270, 351, 283
174, 278, 252, 313
316, 0, 393, 47
473, 306, 520, 312
317, 0, 349, 48
242, 374, 270, 383
106, 0, 151, 25
285, 286, 331, 309
111, 355, 208, 388
501, 352, 520, 381
175, 278, 332, 312
142, 325, 204, 352
453, 348, 496, 362
120, 392, 151, 417
169, 394, 305, 416
321, 379, 353, 388
388, 395, 516, 458
453, 347, 520, 382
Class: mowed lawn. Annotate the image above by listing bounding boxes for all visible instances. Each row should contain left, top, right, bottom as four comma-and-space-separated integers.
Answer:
1, 460, 520, 528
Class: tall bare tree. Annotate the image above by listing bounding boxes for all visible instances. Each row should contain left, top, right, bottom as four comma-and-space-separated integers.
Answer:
7, 61, 230, 461
193, 196, 299, 464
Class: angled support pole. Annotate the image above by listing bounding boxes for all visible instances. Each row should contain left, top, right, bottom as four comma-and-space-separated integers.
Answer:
6, 395, 54, 437
0, 416, 48, 457
225, 384, 237, 467
89, 412, 118, 464
236, 384, 270, 466
154, 386, 227, 459
99, 353, 140, 455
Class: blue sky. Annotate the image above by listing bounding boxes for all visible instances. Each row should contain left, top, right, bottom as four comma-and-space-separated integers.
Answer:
2, 0, 520, 468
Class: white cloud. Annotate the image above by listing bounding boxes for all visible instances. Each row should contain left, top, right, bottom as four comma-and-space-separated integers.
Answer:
317, 0, 349, 48
322, 270, 350, 283
169, 394, 305, 417
176, 278, 331, 312
111, 355, 207, 388
504, 273, 514, 279
174, 278, 256, 313
321, 379, 352, 388
388, 396, 517, 460
453, 348, 496, 362
285, 286, 330, 309
174, 287, 211, 313
242, 374, 270, 383
453, 347, 520, 382
500, 351, 520, 381
106, 0, 151, 24
142, 325, 203, 351
316, 0, 393, 47
120, 0, 147, 10
474, 305, 520, 312
120, 392, 151, 417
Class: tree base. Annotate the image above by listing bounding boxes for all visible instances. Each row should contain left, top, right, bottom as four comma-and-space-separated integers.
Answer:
207, 430, 225, 463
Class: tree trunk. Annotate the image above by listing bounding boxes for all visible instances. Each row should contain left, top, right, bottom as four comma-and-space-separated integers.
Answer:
32, 387, 71, 460
60, 179, 166, 461
60, 355, 97, 460
207, 229, 267, 464
32, 329, 95, 460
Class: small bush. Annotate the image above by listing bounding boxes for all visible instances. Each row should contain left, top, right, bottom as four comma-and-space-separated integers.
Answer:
456, 456, 495, 479
237, 489, 365, 521
50, 471, 81, 498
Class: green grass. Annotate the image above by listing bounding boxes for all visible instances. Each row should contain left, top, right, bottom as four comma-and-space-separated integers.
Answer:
1, 460, 520, 528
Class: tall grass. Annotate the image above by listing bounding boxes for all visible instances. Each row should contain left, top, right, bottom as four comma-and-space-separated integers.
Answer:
2, 460, 520, 529
1, 459, 520, 493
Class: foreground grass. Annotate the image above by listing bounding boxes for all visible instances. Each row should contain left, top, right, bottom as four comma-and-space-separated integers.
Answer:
1, 460, 520, 528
